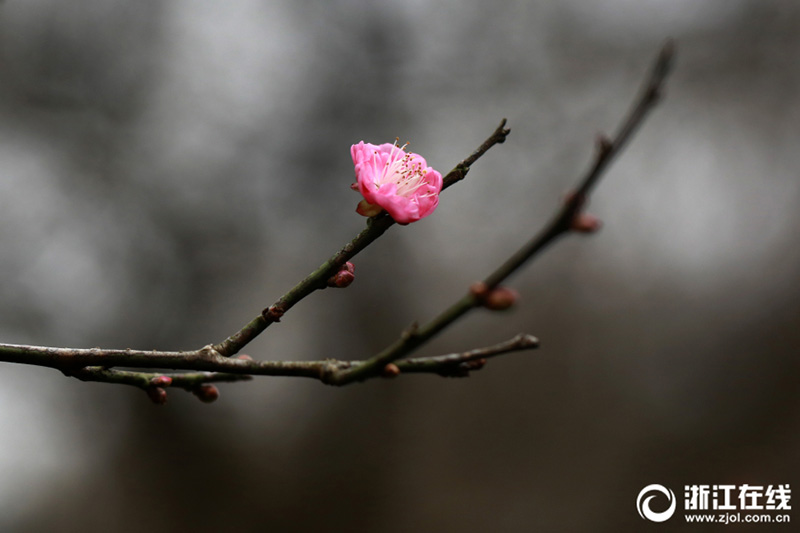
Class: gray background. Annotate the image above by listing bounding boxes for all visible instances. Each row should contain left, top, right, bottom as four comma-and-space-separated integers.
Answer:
0, 1, 797, 531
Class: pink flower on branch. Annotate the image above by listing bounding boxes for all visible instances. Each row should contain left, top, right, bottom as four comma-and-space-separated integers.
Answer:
351, 140, 443, 224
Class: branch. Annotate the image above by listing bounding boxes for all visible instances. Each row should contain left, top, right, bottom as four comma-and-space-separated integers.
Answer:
0, 42, 675, 402
0, 336, 536, 379
0, 335, 538, 400
325, 41, 675, 385
65, 367, 252, 404
395, 333, 539, 377
212, 119, 510, 358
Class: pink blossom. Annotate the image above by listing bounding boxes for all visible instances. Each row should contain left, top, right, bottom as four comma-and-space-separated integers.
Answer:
351, 140, 443, 224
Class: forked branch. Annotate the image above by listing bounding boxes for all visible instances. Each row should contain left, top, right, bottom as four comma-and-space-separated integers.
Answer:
0, 42, 675, 402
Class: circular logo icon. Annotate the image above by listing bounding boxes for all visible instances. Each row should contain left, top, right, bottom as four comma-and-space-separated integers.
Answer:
637, 484, 676, 522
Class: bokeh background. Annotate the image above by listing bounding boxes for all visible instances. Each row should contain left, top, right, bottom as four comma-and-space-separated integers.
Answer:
0, 1, 797, 531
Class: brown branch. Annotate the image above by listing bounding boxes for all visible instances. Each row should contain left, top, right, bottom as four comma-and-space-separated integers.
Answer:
211, 119, 510, 358
0, 336, 537, 379
324, 41, 675, 385
0, 335, 539, 402
0, 42, 674, 401
395, 333, 539, 377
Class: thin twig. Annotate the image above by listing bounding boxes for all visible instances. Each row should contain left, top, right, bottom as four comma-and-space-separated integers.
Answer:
396, 333, 539, 376
325, 41, 675, 385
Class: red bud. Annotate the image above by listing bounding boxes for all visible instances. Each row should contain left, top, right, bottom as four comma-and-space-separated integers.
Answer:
483, 286, 518, 311
262, 305, 285, 323
146, 387, 168, 405
382, 363, 401, 378
469, 281, 489, 299
571, 213, 602, 233
150, 375, 172, 387
193, 384, 220, 403
327, 262, 356, 288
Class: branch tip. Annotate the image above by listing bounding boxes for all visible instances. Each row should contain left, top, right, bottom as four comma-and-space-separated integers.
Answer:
496, 118, 510, 140
515, 333, 540, 349
657, 39, 676, 74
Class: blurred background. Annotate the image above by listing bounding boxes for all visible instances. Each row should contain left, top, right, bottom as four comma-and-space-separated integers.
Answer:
0, 1, 797, 531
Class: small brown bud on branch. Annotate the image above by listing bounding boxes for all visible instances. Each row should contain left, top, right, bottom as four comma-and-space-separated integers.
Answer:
327, 262, 356, 288
146, 387, 168, 405
193, 384, 220, 403
262, 305, 285, 323
471, 282, 518, 311
570, 213, 602, 234
469, 281, 489, 299
562, 189, 601, 234
483, 287, 518, 310
382, 363, 401, 378
150, 375, 172, 388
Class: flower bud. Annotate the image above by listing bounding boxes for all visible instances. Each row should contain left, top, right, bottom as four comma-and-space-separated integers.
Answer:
146, 387, 168, 405
262, 305, 285, 323
327, 262, 356, 288
150, 375, 172, 388
571, 213, 602, 233
193, 384, 220, 403
469, 281, 489, 299
335, 270, 355, 287
382, 363, 401, 378
483, 286, 518, 311
236, 354, 253, 361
